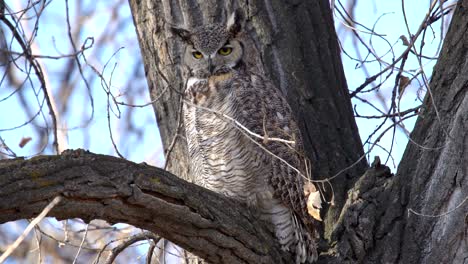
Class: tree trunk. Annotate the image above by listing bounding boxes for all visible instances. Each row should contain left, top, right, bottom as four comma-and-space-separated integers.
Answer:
128, 0, 367, 241
326, 1, 468, 263
380, 2, 468, 262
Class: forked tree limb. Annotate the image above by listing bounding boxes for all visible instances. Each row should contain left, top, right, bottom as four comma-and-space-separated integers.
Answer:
0, 150, 394, 263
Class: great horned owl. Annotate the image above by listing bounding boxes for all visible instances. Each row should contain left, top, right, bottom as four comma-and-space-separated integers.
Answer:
172, 11, 320, 263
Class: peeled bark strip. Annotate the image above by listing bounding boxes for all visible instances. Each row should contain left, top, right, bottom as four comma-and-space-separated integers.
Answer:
0, 151, 290, 263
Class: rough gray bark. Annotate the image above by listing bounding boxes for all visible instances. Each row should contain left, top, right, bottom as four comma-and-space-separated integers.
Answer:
0, 151, 290, 263
379, 2, 468, 262
128, 0, 367, 240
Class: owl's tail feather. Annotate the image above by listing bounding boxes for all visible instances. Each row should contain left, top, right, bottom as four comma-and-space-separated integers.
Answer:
257, 193, 318, 263
292, 214, 318, 264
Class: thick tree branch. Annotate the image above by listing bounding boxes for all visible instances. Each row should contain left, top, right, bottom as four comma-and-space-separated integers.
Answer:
0, 150, 290, 263
0, 150, 400, 263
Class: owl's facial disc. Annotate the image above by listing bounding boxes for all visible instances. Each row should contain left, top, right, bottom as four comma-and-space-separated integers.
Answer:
186, 40, 242, 78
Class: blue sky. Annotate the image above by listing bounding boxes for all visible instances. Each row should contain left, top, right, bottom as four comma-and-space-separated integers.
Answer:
337, 0, 452, 169
0, 0, 164, 166
0, 0, 455, 263
0, 1, 453, 169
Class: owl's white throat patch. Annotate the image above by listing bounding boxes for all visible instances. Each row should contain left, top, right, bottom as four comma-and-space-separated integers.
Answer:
187, 77, 206, 90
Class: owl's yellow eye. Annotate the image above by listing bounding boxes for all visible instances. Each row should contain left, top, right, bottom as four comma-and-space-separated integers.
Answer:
192, 51, 203, 59
218, 47, 233, 56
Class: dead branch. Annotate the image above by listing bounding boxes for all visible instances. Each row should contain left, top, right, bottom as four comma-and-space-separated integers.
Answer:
103, 231, 160, 264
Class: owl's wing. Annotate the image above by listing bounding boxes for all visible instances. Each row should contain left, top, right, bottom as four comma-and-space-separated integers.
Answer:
230, 73, 318, 235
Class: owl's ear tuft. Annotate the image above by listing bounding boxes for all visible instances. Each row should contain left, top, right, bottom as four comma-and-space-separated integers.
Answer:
226, 9, 244, 37
170, 26, 192, 42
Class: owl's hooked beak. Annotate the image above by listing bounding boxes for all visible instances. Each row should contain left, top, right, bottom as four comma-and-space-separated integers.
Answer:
207, 57, 215, 74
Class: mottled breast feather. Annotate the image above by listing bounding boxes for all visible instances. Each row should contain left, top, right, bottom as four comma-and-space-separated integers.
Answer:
183, 69, 319, 263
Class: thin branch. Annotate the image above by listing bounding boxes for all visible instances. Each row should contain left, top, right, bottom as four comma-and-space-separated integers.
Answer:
104, 232, 161, 264
354, 105, 420, 119
0, 9, 59, 153
2, 46, 93, 60
408, 195, 468, 218
164, 95, 184, 170
348, 0, 452, 98
146, 240, 157, 264
0, 196, 62, 263
116, 84, 170, 108
72, 223, 89, 264
184, 100, 296, 145
65, 0, 96, 128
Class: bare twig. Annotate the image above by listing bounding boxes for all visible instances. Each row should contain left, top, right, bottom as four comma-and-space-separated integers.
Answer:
104, 232, 161, 264
72, 223, 89, 264
164, 95, 185, 170
0, 196, 62, 263
184, 100, 296, 145
146, 240, 156, 264
65, 0, 96, 128
408, 195, 468, 218
0, 6, 59, 153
